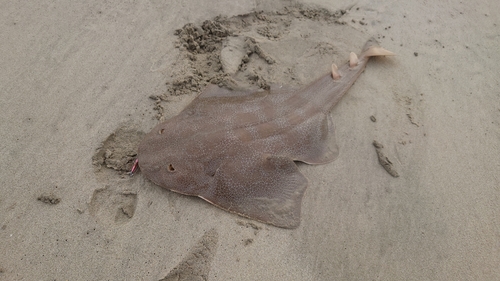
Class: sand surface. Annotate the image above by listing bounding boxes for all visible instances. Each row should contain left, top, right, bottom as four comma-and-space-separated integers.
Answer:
1, 0, 499, 280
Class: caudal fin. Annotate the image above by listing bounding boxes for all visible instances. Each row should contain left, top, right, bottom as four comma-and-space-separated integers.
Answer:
361, 38, 396, 57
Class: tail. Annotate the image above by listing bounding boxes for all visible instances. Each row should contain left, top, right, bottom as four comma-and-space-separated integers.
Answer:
331, 38, 395, 80
360, 38, 396, 58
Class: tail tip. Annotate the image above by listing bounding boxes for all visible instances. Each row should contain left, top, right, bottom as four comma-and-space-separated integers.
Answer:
362, 38, 396, 57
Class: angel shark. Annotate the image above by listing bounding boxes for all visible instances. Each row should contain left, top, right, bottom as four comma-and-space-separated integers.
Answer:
137, 38, 395, 228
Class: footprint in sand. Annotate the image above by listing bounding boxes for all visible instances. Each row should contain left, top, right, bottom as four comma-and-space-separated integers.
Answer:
89, 185, 138, 225
90, 125, 143, 225
159, 228, 219, 281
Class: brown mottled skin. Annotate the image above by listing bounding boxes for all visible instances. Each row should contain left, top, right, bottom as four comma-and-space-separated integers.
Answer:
138, 38, 394, 228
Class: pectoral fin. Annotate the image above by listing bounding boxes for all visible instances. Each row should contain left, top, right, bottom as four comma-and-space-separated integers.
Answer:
200, 153, 308, 228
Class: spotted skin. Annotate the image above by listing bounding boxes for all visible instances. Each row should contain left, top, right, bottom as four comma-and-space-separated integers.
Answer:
138, 38, 394, 228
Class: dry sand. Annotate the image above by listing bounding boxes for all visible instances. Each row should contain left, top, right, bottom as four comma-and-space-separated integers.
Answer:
1, 0, 499, 280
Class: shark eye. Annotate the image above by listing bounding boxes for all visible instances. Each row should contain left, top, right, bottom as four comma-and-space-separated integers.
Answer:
167, 164, 175, 172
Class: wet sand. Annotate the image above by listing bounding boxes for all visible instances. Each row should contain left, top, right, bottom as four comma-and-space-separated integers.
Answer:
1, 0, 499, 280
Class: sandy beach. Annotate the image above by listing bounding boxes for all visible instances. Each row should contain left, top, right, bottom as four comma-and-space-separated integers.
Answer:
1, 0, 499, 280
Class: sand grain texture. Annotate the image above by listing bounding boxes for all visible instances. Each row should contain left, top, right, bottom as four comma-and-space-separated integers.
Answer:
1, 0, 499, 280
